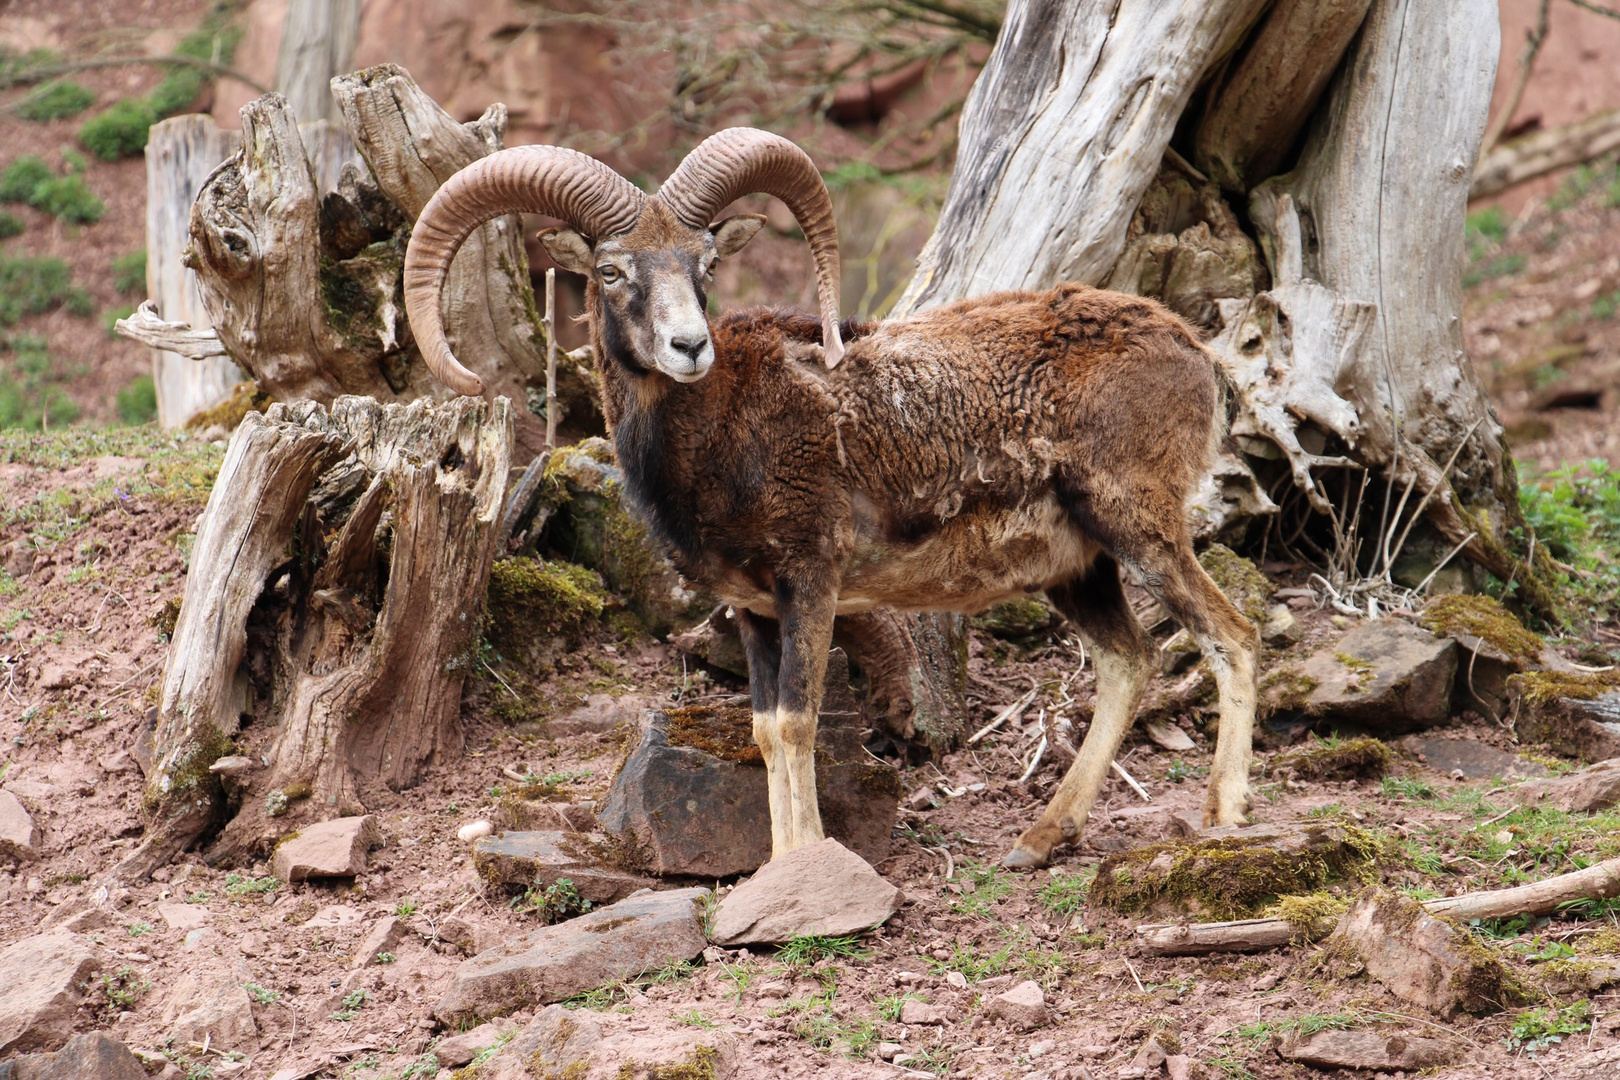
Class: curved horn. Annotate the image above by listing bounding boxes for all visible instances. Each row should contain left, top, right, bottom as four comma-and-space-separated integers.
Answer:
403, 145, 645, 395
657, 128, 845, 367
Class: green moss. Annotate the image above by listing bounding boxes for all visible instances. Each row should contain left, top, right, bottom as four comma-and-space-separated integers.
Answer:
1199, 543, 1274, 627
1090, 823, 1383, 920
1266, 736, 1392, 780
666, 703, 761, 764
614, 1046, 719, 1080
1540, 957, 1620, 994
486, 556, 607, 649
1334, 652, 1375, 673
1419, 594, 1544, 665
1264, 890, 1350, 935
971, 597, 1061, 641
142, 722, 233, 818
1508, 669, 1620, 706
1259, 664, 1318, 714
185, 380, 270, 431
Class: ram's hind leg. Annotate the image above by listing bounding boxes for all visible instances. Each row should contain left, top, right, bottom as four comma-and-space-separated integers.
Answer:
735, 608, 794, 859
1004, 555, 1159, 869
1128, 541, 1259, 827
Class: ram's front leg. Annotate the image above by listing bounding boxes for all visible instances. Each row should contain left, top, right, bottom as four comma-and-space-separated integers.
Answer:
734, 608, 791, 859
772, 573, 838, 855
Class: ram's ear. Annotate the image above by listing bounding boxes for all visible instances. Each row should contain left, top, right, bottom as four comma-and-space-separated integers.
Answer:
712, 213, 767, 258
539, 227, 595, 276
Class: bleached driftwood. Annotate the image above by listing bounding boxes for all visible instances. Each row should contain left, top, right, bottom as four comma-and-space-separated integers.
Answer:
115, 396, 511, 878
1471, 109, 1620, 200
1136, 855, 1620, 956
893, 0, 1271, 313
116, 300, 229, 360
144, 115, 242, 426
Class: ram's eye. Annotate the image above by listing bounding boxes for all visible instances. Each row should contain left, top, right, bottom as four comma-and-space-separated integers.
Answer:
598, 265, 621, 284
705, 259, 719, 277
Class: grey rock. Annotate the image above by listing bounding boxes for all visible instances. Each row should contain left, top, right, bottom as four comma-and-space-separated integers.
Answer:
899, 999, 947, 1025
984, 980, 1048, 1030
433, 887, 710, 1024
1513, 757, 1620, 812
548, 693, 650, 737
471, 830, 655, 904
1407, 737, 1548, 781
271, 815, 379, 881
669, 614, 749, 679
1142, 718, 1195, 751
1330, 888, 1509, 1019
598, 650, 901, 877
161, 962, 258, 1053
435, 1019, 519, 1067
1279, 1029, 1454, 1071
0, 1032, 147, 1080
0, 929, 102, 1053
1511, 678, 1620, 762
1262, 604, 1303, 646
1295, 620, 1457, 729
0, 790, 40, 861
708, 838, 902, 946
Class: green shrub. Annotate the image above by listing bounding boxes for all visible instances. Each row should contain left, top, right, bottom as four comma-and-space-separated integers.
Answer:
116, 374, 158, 424
17, 80, 95, 122
113, 250, 147, 294
0, 254, 92, 325
0, 335, 79, 430
0, 213, 22, 241
79, 99, 159, 161
28, 176, 103, 224
0, 157, 53, 203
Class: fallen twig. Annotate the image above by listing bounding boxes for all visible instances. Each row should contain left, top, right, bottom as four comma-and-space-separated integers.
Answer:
968, 686, 1038, 744
1137, 855, 1620, 955
1111, 759, 1151, 802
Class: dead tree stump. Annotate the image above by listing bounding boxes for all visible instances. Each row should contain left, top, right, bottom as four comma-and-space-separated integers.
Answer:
116, 396, 511, 878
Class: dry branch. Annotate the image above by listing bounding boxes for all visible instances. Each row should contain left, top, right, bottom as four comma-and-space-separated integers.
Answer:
1471, 109, 1620, 199
1136, 855, 1620, 955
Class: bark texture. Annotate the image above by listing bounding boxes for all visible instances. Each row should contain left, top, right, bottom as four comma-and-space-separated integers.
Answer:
836, 610, 969, 757
893, 0, 1271, 315
117, 396, 511, 878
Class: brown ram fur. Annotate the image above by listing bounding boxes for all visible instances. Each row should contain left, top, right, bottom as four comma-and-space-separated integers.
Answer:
568, 205, 1259, 868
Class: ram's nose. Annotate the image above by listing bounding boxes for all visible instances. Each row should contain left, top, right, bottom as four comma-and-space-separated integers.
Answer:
669, 333, 709, 364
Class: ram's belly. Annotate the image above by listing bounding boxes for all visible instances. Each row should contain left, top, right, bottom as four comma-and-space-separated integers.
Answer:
835, 497, 1097, 614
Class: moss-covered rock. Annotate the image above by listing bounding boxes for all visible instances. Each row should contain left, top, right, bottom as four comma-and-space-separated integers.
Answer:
486, 556, 607, 653
971, 597, 1062, 643
1418, 594, 1543, 666
1266, 736, 1393, 780
1507, 669, 1620, 761
540, 438, 710, 637
1198, 544, 1274, 628
1089, 821, 1382, 920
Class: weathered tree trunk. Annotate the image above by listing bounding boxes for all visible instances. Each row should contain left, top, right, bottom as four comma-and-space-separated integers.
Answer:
114, 396, 511, 878
836, 611, 969, 758
274, 0, 361, 125
144, 116, 242, 427
897, 0, 1554, 615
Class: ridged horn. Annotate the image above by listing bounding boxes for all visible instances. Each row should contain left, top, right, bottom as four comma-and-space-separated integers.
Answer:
657, 128, 845, 367
403, 145, 645, 396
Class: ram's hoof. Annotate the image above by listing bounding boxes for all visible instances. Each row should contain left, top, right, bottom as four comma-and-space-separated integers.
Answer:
1000, 846, 1048, 870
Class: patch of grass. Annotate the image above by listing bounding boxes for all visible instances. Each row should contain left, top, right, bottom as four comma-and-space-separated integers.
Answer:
96, 966, 151, 1014
1466, 206, 1509, 257
1464, 252, 1527, 289
1517, 459, 1620, 620
1595, 290, 1620, 321
777, 933, 872, 966
243, 981, 280, 1005
1503, 1001, 1591, 1056
947, 860, 1016, 918
0, 212, 22, 240
1237, 1010, 1363, 1044
79, 100, 159, 162
676, 1008, 717, 1029
113, 249, 147, 295
0, 256, 91, 326
127, 921, 152, 936
116, 375, 158, 425
0, 157, 53, 203
1035, 867, 1094, 916
395, 897, 418, 918
222, 872, 278, 896
0, 334, 80, 430
1381, 775, 1434, 801
927, 928, 1068, 987
0, 157, 102, 224
17, 80, 95, 122
330, 988, 368, 1021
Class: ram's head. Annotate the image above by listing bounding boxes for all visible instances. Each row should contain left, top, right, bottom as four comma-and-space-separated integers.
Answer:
402, 128, 844, 394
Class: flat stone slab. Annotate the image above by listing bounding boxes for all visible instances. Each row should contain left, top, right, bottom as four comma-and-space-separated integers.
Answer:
1513, 757, 1620, 812
1279, 1029, 1454, 1071
0, 929, 103, 1054
1330, 888, 1509, 1019
709, 838, 902, 945
598, 651, 901, 878
1292, 621, 1457, 730
434, 887, 710, 1025
271, 815, 379, 881
161, 962, 259, 1053
1510, 673, 1620, 762
472, 830, 655, 904
1408, 737, 1548, 781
